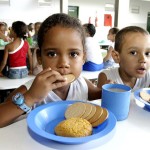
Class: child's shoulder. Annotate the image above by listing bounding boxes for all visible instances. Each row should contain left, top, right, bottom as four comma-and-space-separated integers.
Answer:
5, 41, 13, 50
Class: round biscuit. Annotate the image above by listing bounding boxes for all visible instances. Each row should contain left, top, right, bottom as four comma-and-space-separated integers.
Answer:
65, 102, 86, 119
63, 74, 75, 83
91, 108, 109, 127
55, 117, 92, 137
140, 91, 150, 102
88, 105, 103, 123
85, 104, 96, 120
81, 103, 93, 119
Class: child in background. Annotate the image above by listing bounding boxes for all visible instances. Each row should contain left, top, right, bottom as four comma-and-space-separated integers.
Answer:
103, 27, 119, 69
97, 26, 150, 91
0, 21, 33, 78
0, 22, 10, 42
82, 23, 104, 71
0, 13, 102, 127
32, 22, 41, 42
32, 48, 42, 75
32, 22, 42, 75
28, 23, 35, 37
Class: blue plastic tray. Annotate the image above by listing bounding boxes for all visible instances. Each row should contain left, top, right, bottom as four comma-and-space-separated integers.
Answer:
134, 88, 150, 110
27, 101, 116, 144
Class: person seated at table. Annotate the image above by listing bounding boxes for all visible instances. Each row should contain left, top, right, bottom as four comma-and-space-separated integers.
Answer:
27, 23, 35, 37
32, 22, 41, 43
103, 27, 119, 69
97, 26, 150, 91
0, 13, 109, 128
82, 23, 104, 71
32, 48, 42, 75
0, 22, 11, 42
0, 21, 33, 79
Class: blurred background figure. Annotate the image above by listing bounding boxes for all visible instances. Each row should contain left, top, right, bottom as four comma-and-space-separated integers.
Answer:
0, 22, 11, 42
32, 48, 42, 75
32, 22, 41, 42
32, 22, 42, 75
82, 23, 103, 71
0, 21, 33, 78
28, 23, 35, 37
103, 27, 119, 69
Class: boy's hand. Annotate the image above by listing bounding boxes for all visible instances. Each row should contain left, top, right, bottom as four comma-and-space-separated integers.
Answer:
24, 68, 68, 105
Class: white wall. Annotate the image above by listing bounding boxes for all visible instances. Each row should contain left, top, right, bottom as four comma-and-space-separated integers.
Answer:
68, 0, 114, 25
0, 0, 60, 26
129, 0, 150, 29
0, 0, 150, 28
68, 0, 115, 41
0, 0, 150, 41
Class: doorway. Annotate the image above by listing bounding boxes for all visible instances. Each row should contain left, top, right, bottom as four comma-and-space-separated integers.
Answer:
68, 6, 79, 18
146, 12, 150, 33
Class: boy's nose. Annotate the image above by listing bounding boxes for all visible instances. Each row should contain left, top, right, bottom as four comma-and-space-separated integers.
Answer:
138, 54, 146, 63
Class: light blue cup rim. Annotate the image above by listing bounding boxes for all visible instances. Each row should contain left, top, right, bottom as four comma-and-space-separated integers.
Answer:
102, 84, 131, 93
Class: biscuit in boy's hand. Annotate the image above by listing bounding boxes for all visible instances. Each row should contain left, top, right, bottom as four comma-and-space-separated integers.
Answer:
55, 117, 92, 137
140, 91, 150, 102
63, 74, 75, 83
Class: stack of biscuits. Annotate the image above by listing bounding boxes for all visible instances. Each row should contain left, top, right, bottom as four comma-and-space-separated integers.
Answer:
54, 102, 109, 137
140, 91, 150, 103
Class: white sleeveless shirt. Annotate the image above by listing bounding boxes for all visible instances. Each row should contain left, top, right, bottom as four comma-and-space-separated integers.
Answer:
102, 67, 150, 92
24, 76, 88, 108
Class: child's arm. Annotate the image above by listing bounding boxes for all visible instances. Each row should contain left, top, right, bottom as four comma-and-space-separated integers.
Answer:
0, 46, 9, 76
97, 72, 108, 89
103, 46, 113, 62
27, 47, 33, 74
32, 48, 38, 68
0, 68, 68, 127
0, 85, 27, 127
84, 78, 102, 100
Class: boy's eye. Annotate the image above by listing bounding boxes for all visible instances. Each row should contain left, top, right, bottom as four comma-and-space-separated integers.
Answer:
130, 51, 137, 55
70, 52, 78, 58
145, 52, 150, 56
48, 51, 57, 57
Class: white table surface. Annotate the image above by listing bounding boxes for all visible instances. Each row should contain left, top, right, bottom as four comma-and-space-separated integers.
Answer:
0, 71, 99, 90
0, 75, 35, 90
0, 96, 149, 150
0, 46, 4, 50
81, 71, 100, 80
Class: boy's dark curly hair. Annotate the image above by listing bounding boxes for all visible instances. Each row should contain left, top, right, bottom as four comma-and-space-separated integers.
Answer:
12, 21, 27, 39
38, 13, 85, 50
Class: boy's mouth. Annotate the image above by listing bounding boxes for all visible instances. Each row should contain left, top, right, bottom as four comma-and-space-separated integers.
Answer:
137, 67, 146, 74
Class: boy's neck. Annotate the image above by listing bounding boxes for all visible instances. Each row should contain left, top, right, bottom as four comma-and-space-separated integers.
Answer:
119, 68, 137, 88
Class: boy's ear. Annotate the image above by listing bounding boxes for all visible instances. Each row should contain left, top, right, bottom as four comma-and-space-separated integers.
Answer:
112, 50, 120, 63
83, 51, 86, 64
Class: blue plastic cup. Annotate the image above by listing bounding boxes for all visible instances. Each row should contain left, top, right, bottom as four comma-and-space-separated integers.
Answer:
102, 84, 131, 121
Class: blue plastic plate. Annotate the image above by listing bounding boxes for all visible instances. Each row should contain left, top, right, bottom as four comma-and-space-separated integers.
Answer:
134, 88, 150, 110
27, 101, 116, 144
